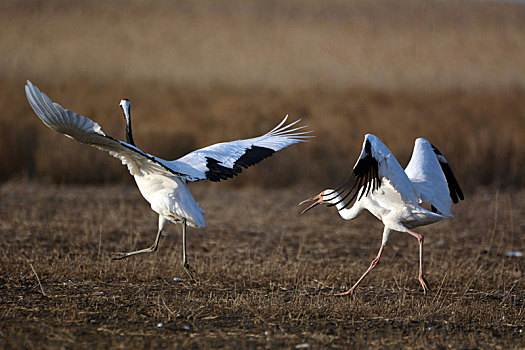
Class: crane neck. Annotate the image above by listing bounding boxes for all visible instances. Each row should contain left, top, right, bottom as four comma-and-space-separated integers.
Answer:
120, 102, 135, 146
125, 116, 135, 146
322, 189, 362, 221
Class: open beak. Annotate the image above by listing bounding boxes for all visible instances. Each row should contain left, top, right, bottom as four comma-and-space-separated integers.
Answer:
298, 193, 323, 214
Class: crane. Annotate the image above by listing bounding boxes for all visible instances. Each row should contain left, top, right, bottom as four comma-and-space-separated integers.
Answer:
25, 80, 312, 281
299, 134, 463, 296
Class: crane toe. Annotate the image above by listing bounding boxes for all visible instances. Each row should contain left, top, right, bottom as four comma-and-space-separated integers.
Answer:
183, 263, 198, 283
334, 288, 356, 297
110, 252, 129, 260
419, 276, 431, 295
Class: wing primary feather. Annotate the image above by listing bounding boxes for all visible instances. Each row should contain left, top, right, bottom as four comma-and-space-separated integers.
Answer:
276, 129, 311, 136
26, 85, 52, 123
29, 83, 60, 124
38, 90, 61, 121
268, 115, 289, 133
42, 92, 64, 121
271, 119, 310, 136
273, 128, 311, 137
272, 122, 305, 135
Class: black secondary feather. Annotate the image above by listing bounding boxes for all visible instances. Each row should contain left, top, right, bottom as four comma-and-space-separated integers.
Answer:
204, 146, 275, 182
431, 143, 464, 204
327, 139, 381, 210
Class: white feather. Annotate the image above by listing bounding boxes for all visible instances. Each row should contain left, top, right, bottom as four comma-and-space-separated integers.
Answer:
405, 138, 453, 216
26, 79, 311, 236
362, 134, 419, 205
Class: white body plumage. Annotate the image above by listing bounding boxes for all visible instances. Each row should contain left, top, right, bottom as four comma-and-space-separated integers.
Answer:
25, 80, 312, 278
322, 135, 451, 244
134, 173, 205, 228
300, 133, 463, 295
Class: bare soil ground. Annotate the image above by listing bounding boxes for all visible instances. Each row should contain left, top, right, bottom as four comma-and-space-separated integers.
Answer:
0, 182, 523, 348
1, 1, 524, 348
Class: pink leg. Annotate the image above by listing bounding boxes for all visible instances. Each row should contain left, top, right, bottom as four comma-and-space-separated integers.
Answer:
335, 244, 385, 296
406, 229, 430, 295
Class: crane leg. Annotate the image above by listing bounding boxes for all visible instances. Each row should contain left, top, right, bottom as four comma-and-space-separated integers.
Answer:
181, 219, 197, 282
406, 229, 430, 295
335, 244, 385, 296
111, 215, 167, 260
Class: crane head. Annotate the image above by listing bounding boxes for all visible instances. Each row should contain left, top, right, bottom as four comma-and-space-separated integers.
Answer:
119, 98, 130, 118
298, 191, 326, 214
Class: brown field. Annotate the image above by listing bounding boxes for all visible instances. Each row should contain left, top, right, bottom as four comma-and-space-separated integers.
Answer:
1, 0, 525, 348
0, 182, 524, 348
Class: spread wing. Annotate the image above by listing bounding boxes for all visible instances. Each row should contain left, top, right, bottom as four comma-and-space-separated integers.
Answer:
26, 81, 312, 182
326, 134, 417, 209
25, 81, 188, 178
405, 138, 464, 216
165, 115, 313, 182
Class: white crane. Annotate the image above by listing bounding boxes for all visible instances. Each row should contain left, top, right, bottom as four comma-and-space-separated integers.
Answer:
25, 81, 312, 281
299, 134, 463, 296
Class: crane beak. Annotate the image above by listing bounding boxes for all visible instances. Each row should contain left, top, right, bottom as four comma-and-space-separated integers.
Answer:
298, 193, 323, 214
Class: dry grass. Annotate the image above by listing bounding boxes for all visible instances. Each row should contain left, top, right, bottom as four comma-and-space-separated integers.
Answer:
2, 0, 525, 91
1, 1, 524, 348
0, 181, 523, 348
1, 0, 525, 189
2, 79, 525, 190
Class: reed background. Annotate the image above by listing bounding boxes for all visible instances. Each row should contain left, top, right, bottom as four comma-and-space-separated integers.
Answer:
1, 1, 524, 348
1, 0, 525, 190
